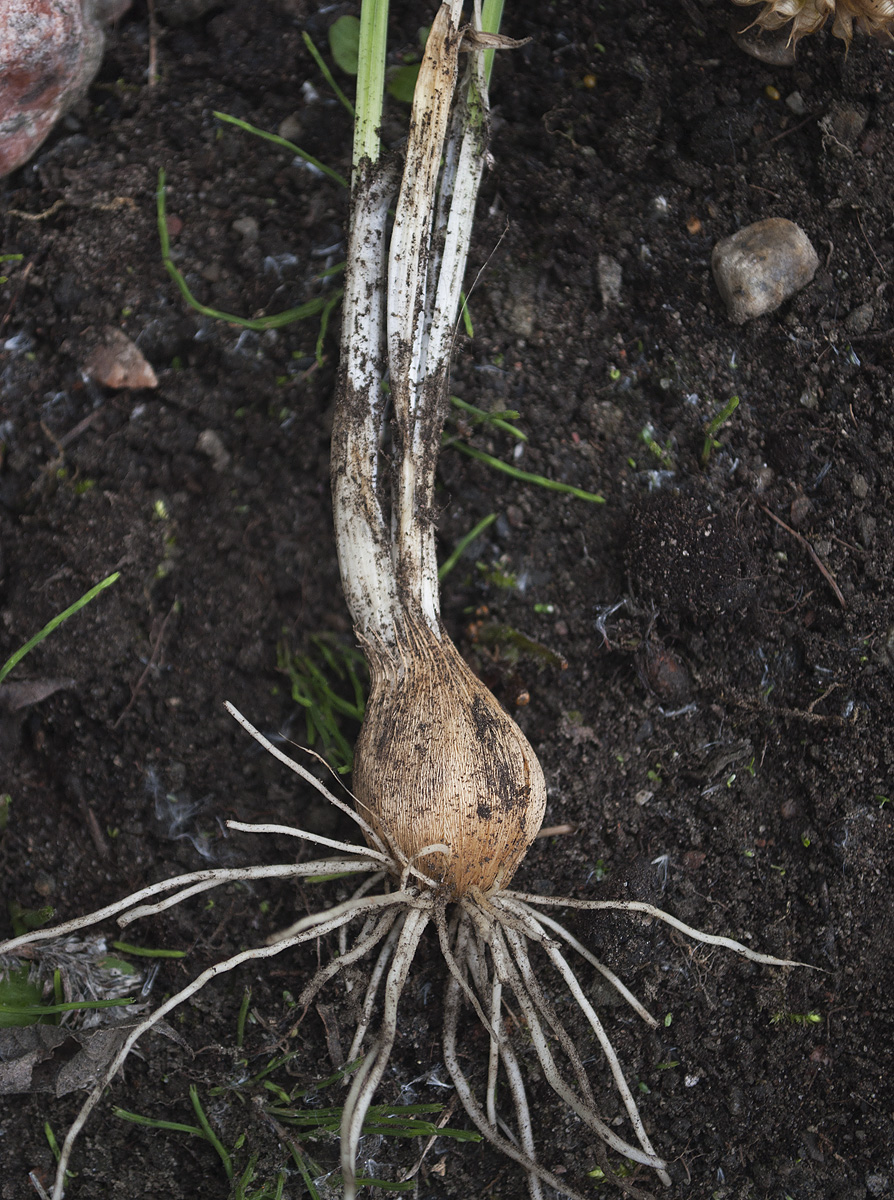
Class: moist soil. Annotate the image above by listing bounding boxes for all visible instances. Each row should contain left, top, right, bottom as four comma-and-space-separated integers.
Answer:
1, 2, 892, 1198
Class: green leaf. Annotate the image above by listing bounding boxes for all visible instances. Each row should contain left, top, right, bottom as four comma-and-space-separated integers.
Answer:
0, 964, 43, 1028
329, 15, 361, 75
386, 64, 420, 104
111, 941, 187, 959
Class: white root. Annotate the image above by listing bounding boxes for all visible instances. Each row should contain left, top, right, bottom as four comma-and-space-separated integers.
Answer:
504, 891, 810, 969
115, 858, 383, 928
299, 906, 398, 1008
505, 900, 660, 1028
0, 860, 377, 957
224, 701, 389, 854
470, 900, 669, 1177
340, 905, 430, 1200
338, 870, 389, 956
44, 891, 412, 1200
0, 700, 808, 1200
443, 922, 602, 1200
346, 915, 406, 1062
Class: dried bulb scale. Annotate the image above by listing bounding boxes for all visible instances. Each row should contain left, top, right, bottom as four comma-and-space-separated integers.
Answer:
734, 0, 894, 45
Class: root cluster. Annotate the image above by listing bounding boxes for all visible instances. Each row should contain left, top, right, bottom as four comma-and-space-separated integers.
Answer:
0, 706, 801, 1200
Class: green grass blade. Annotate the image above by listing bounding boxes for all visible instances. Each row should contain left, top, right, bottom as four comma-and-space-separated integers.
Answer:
157, 170, 341, 332
481, 0, 506, 84
315, 290, 343, 365
1, 997, 133, 1019
0, 571, 119, 685
450, 395, 527, 441
213, 112, 348, 188
111, 941, 186, 958
303, 31, 355, 117
113, 1107, 204, 1137
458, 289, 474, 337
285, 1140, 322, 1200
446, 440, 605, 504
354, 1179, 414, 1192
236, 986, 251, 1049
190, 1085, 233, 1180
438, 513, 497, 581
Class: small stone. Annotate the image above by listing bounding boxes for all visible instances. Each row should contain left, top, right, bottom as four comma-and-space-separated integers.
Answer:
851, 472, 869, 500
712, 218, 819, 324
798, 385, 819, 409
196, 428, 231, 473
844, 302, 873, 335
597, 253, 623, 308
731, 21, 797, 65
820, 103, 868, 151
83, 327, 158, 389
785, 91, 807, 116
857, 513, 876, 547
34, 870, 55, 897
232, 215, 259, 240
277, 113, 303, 142
754, 465, 774, 492
790, 494, 812, 527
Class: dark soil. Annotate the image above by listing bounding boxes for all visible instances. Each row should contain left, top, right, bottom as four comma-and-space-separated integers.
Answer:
1, 2, 892, 1198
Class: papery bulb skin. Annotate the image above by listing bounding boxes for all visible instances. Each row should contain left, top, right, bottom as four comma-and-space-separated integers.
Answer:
734, 0, 894, 44
0, 0, 130, 179
353, 621, 547, 898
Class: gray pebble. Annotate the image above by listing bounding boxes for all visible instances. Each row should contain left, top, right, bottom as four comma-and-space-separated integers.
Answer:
712, 218, 819, 324
597, 253, 623, 308
278, 113, 303, 142
232, 216, 259, 241
858, 513, 876, 547
196, 428, 232, 473
821, 103, 868, 150
785, 91, 807, 116
731, 21, 797, 65
844, 302, 873, 334
851, 472, 869, 500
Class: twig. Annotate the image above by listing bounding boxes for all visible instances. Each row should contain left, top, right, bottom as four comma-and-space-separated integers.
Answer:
401, 1095, 459, 1182
113, 601, 177, 728
807, 680, 841, 714
6, 200, 66, 221
759, 504, 846, 609
535, 824, 575, 838
147, 0, 159, 86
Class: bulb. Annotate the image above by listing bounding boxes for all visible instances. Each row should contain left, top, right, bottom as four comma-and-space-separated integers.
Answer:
353, 622, 547, 898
